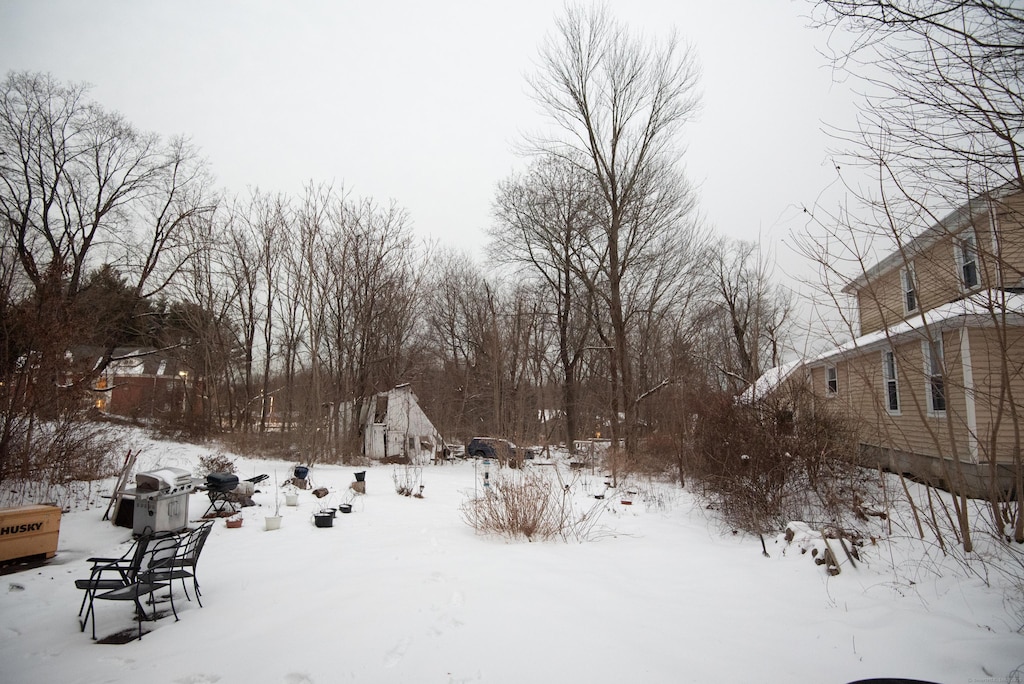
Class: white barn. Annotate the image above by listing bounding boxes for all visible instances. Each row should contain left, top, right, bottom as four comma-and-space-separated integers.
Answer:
360, 384, 441, 464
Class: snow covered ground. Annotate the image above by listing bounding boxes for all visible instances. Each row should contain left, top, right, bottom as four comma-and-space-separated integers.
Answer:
1, 431, 1022, 684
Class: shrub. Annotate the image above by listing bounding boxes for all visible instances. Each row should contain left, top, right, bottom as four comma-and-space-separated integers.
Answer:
462, 469, 573, 541
689, 387, 869, 536
0, 416, 123, 486
198, 452, 236, 475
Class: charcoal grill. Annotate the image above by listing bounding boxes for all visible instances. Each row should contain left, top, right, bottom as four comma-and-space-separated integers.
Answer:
202, 472, 240, 517
126, 467, 195, 535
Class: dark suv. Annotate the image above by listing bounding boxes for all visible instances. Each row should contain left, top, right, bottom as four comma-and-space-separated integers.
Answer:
466, 437, 525, 466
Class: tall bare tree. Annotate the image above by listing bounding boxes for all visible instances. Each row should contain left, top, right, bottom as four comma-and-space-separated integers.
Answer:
526, 3, 704, 452
490, 153, 599, 448
224, 189, 289, 434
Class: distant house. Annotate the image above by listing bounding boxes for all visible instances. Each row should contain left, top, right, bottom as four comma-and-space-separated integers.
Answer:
68, 347, 191, 420
762, 183, 1024, 498
359, 384, 442, 464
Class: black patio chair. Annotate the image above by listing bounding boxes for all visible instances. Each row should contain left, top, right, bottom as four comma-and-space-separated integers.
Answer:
78, 534, 184, 640
75, 533, 154, 623
155, 521, 213, 606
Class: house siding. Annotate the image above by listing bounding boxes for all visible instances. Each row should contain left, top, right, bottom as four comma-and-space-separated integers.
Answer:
805, 322, 1021, 496
994, 192, 1024, 288
969, 325, 1024, 466
853, 190, 1024, 336
857, 228, 996, 336
782, 186, 1024, 497
857, 270, 905, 337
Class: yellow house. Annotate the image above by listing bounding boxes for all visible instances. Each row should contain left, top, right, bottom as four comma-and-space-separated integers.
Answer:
792, 183, 1024, 498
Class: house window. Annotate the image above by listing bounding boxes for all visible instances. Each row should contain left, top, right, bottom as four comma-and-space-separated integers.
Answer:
883, 350, 900, 414
408, 436, 417, 451
925, 336, 946, 414
825, 366, 838, 396
901, 266, 917, 314
957, 229, 980, 290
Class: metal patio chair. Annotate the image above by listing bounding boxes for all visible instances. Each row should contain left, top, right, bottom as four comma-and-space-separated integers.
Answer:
155, 521, 213, 606
75, 533, 154, 624
78, 534, 184, 640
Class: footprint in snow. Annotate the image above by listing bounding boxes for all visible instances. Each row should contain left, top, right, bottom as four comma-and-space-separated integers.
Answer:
384, 636, 412, 668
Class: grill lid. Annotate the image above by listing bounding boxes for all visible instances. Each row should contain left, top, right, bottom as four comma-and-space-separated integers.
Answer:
205, 472, 239, 492
136, 467, 193, 492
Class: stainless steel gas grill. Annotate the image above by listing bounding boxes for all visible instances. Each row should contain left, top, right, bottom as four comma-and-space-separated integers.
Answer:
127, 468, 195, 535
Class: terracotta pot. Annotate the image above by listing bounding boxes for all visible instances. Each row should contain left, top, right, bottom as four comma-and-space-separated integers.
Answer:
226, 518, 243, 528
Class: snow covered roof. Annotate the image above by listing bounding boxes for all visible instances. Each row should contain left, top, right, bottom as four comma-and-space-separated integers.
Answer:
738, 359, 803, 404
743, 289, 1024, 401
809, 289, 1024, 366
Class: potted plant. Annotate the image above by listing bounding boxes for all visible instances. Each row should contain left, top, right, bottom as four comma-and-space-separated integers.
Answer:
284, 483, 299, 507
226, 513, 243, 528
312, 510, 334, 528
265, 472, 283, 530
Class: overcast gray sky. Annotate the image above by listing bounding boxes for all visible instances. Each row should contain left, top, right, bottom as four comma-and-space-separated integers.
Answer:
0, 0, 857, 296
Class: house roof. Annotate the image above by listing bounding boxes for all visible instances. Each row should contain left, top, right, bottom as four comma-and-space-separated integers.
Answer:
808, 289, 1024, 366
738, 359, 803, 404
842, 182, 1022, 294
745, 289, 1024, 399
68, 346, 183, 377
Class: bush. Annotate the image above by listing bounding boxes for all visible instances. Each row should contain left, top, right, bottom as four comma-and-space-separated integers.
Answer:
198, 452, 236, 475
0, 416, 123, 486
688, 387, 869, 536
0, 418, 129, 509
462, 469, 573, 541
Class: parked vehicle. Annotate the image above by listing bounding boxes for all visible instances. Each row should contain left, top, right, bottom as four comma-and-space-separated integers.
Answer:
466, 437, 533, 467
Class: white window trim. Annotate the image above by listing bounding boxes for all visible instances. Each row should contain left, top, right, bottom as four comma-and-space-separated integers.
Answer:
924, 336, 946, 417
882, 349, 900, 416
900, 264, 918, 315
988, 206, 1003, 289
959, 328, 979, 462
956, 228, 981, 292
825, 365, 838, 397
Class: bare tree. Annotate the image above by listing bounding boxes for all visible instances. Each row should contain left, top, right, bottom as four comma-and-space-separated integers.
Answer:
711, 239, 793, 391
0, 71, 213, 475
329, 195, 422, 458
811, 0, 1023, 198
526, 3, 704, 453
214, 190, 289, 435
490, 153, 599, 448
